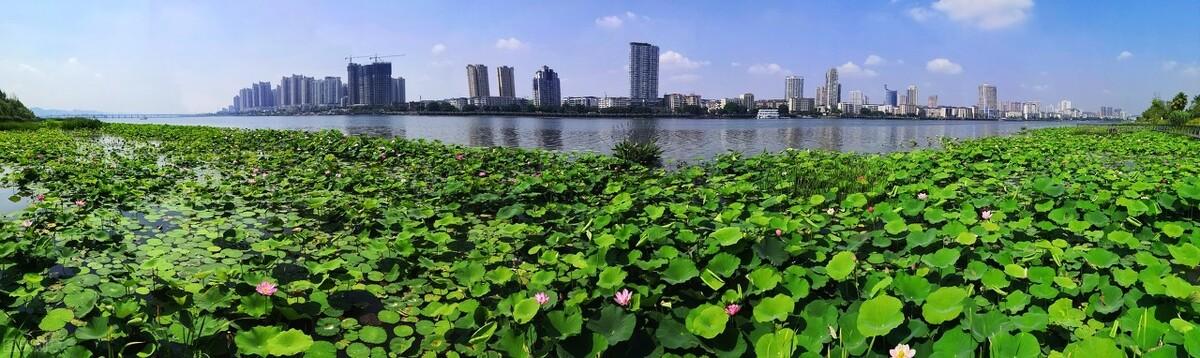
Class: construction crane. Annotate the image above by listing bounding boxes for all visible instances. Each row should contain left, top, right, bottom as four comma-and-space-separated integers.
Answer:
344, 54, 405, 63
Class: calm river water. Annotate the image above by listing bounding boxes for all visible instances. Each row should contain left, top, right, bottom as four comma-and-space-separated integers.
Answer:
105, 115, 1079, 161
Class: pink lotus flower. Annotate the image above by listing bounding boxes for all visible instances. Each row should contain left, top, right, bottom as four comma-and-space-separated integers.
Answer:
20, 220, 33, 228
74, 200, 86, 207
35, 194, 44, 202
534, 292, 549, 305
867, 206, 875, 213
614, 289, 633, 307
255, 281, 278, 296
981, 210, 993, 221
725, 304, 741, 316
889, 344, 916, 358
455, 153, 465, 161
478, 171, 487, 177
917, 192, 927, 200
774, 229, 783, 237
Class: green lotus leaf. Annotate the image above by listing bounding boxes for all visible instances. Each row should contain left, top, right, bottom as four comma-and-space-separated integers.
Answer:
656, 318, 700, 349
753, 294, 795, 323
706, 253, 741, 277
239, 294, 273, 318
922, 286, 968, 324
39, 308, 74, 331
377, 310, 400, 324
662, 259, 699, 284
1047, 298, 1084, 328
1169, 243, 1200, 267
235, 326, 280, 357
922, 248, 961, 269
989, 332, 1040, 357
857, 295, 904, 337
754, 328, 796, 358
586, 305, 635, 345
684, 304, 728, 339
303, 341, 337, 358
1084, 248, 1120, 268
512, 298, 540, 324
547, 308, 583, 338
1064, 336, 1122, 357
63, 290, 99, 317
74, 316, 115, 341
710, 227, 744, 246
843, 193, 868, 208
358, 326, 387, 344
826, 251, 856, 281
748, 266, 781, 292
597, 266, 626, 289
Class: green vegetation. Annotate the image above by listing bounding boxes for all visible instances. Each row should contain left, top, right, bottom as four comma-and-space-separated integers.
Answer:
1, 124, 1199, 357
1141, 92, 1200, 125
611, 138, 664, 168
0, 90, 37, 121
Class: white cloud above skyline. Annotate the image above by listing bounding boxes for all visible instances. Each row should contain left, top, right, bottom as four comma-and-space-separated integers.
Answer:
865, 54, 886, 66
926, 58, 964, 74
909, 0, 1034, 30
494, 37, 526, 50
431, 43, 446, 55
660, 51, 708, 70
747, 63, 789, 75
837, 62, 878, 78
1116, 51, 1133, 61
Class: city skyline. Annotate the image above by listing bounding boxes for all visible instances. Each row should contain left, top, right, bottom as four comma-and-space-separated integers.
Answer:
1, 1, 1198, 113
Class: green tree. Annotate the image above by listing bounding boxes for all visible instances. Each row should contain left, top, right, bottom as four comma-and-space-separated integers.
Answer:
1141, 98, 1168, 122
721, 103, 746, 115
1169, 92, 1188, 111
777, 104, 790, 116
1167, 110, 1192, 126
1189, 94, 1200, 115
0, 89, 37, 120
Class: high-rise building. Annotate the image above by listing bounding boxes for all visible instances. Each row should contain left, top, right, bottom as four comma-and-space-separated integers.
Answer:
251, 82, 274, 108
531, 65, 560, 108
497, 66, 515, 98
815, 85, 827, 108
741, 93, 755, 109
392, 77, 406, 105
279, 75, 316, 107
977, 83, 998, 118
884, 85, 898, 107
466, 64, 490, 98
905, 85, 918, 106
346, 63, 362, 105
1059, 99, 1073, 113
822, 68, 841, 108
927, 95, 938, 108
849, 91, 866, 106
315, 77, 343, 106
629, 42, 660, 104
785, 76, 804, 100
361, 62, 393, 106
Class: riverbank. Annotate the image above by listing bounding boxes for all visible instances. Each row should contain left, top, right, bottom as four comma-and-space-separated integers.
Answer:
1, 124, 1198, 357
213, 110, 1107, 122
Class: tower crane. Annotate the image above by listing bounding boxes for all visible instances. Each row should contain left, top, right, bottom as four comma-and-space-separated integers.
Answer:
344, 54, 406, 63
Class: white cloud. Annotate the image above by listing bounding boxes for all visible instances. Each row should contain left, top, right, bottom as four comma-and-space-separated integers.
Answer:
1032, 84, 1049, 91
431, 43, 446, 55
659, 51, 708, 70
925, 58, 964, 75
836, 62, 878, 78
1116, 51, 1132, 61
1184, 65, 1200, 77
730, 62, 742, 67
907, 7, 934, 22
1163, 61, 1179, 71
494, 37, 526, 50
17, 63, 40, 74
67, 57, 79, 65
864, 54, 886, 66
668, 74, 701, 82
928, 0, 1034, 30
595, 15, 623, 29
747, 63, 790, 75
625, 11, 638, 19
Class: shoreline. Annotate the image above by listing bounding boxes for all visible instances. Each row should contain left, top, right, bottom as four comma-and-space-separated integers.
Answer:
200, 111, 1101, 122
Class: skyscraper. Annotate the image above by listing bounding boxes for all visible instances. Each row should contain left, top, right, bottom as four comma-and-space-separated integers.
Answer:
629, 42, 660, 104
532, 65, 561, 108
392, 77, 406, 105
362, 62, 393, 106
741, 93, 755, 109
315, 77, 343, 106
497, 66, 515, 98
466, 64, 490, 98
785, 76, 804, 100
928, 95, 938, 108
346, 63, 361, 105
822, 68, 841, 108
849, 91, 866, 106
905, 85, 918, 106
977, 84, 998, 117
884, 85, 898, 106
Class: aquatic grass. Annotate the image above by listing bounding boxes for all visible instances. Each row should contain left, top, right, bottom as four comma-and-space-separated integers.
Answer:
0, 124, 1197, 357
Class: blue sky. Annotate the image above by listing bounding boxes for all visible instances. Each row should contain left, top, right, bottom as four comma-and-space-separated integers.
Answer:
1, 0, 1197, 113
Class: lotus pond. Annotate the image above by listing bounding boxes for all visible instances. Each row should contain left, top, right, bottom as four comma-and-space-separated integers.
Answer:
1, 123, 1199, 357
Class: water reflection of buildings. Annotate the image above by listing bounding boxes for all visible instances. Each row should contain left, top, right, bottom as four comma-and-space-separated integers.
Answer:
468, 118, 496, 147
537, 119, 563, 150
500, 117, 521, 148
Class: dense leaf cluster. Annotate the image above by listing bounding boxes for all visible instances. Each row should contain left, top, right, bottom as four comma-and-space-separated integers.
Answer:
1, 124, 1199, 357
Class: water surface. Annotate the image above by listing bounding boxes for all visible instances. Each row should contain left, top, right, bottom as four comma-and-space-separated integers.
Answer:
106, 115, 1080, 161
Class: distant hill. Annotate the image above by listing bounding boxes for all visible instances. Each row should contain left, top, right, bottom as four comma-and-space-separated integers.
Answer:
0, 90, 37, 120
30, 107, 105, 117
